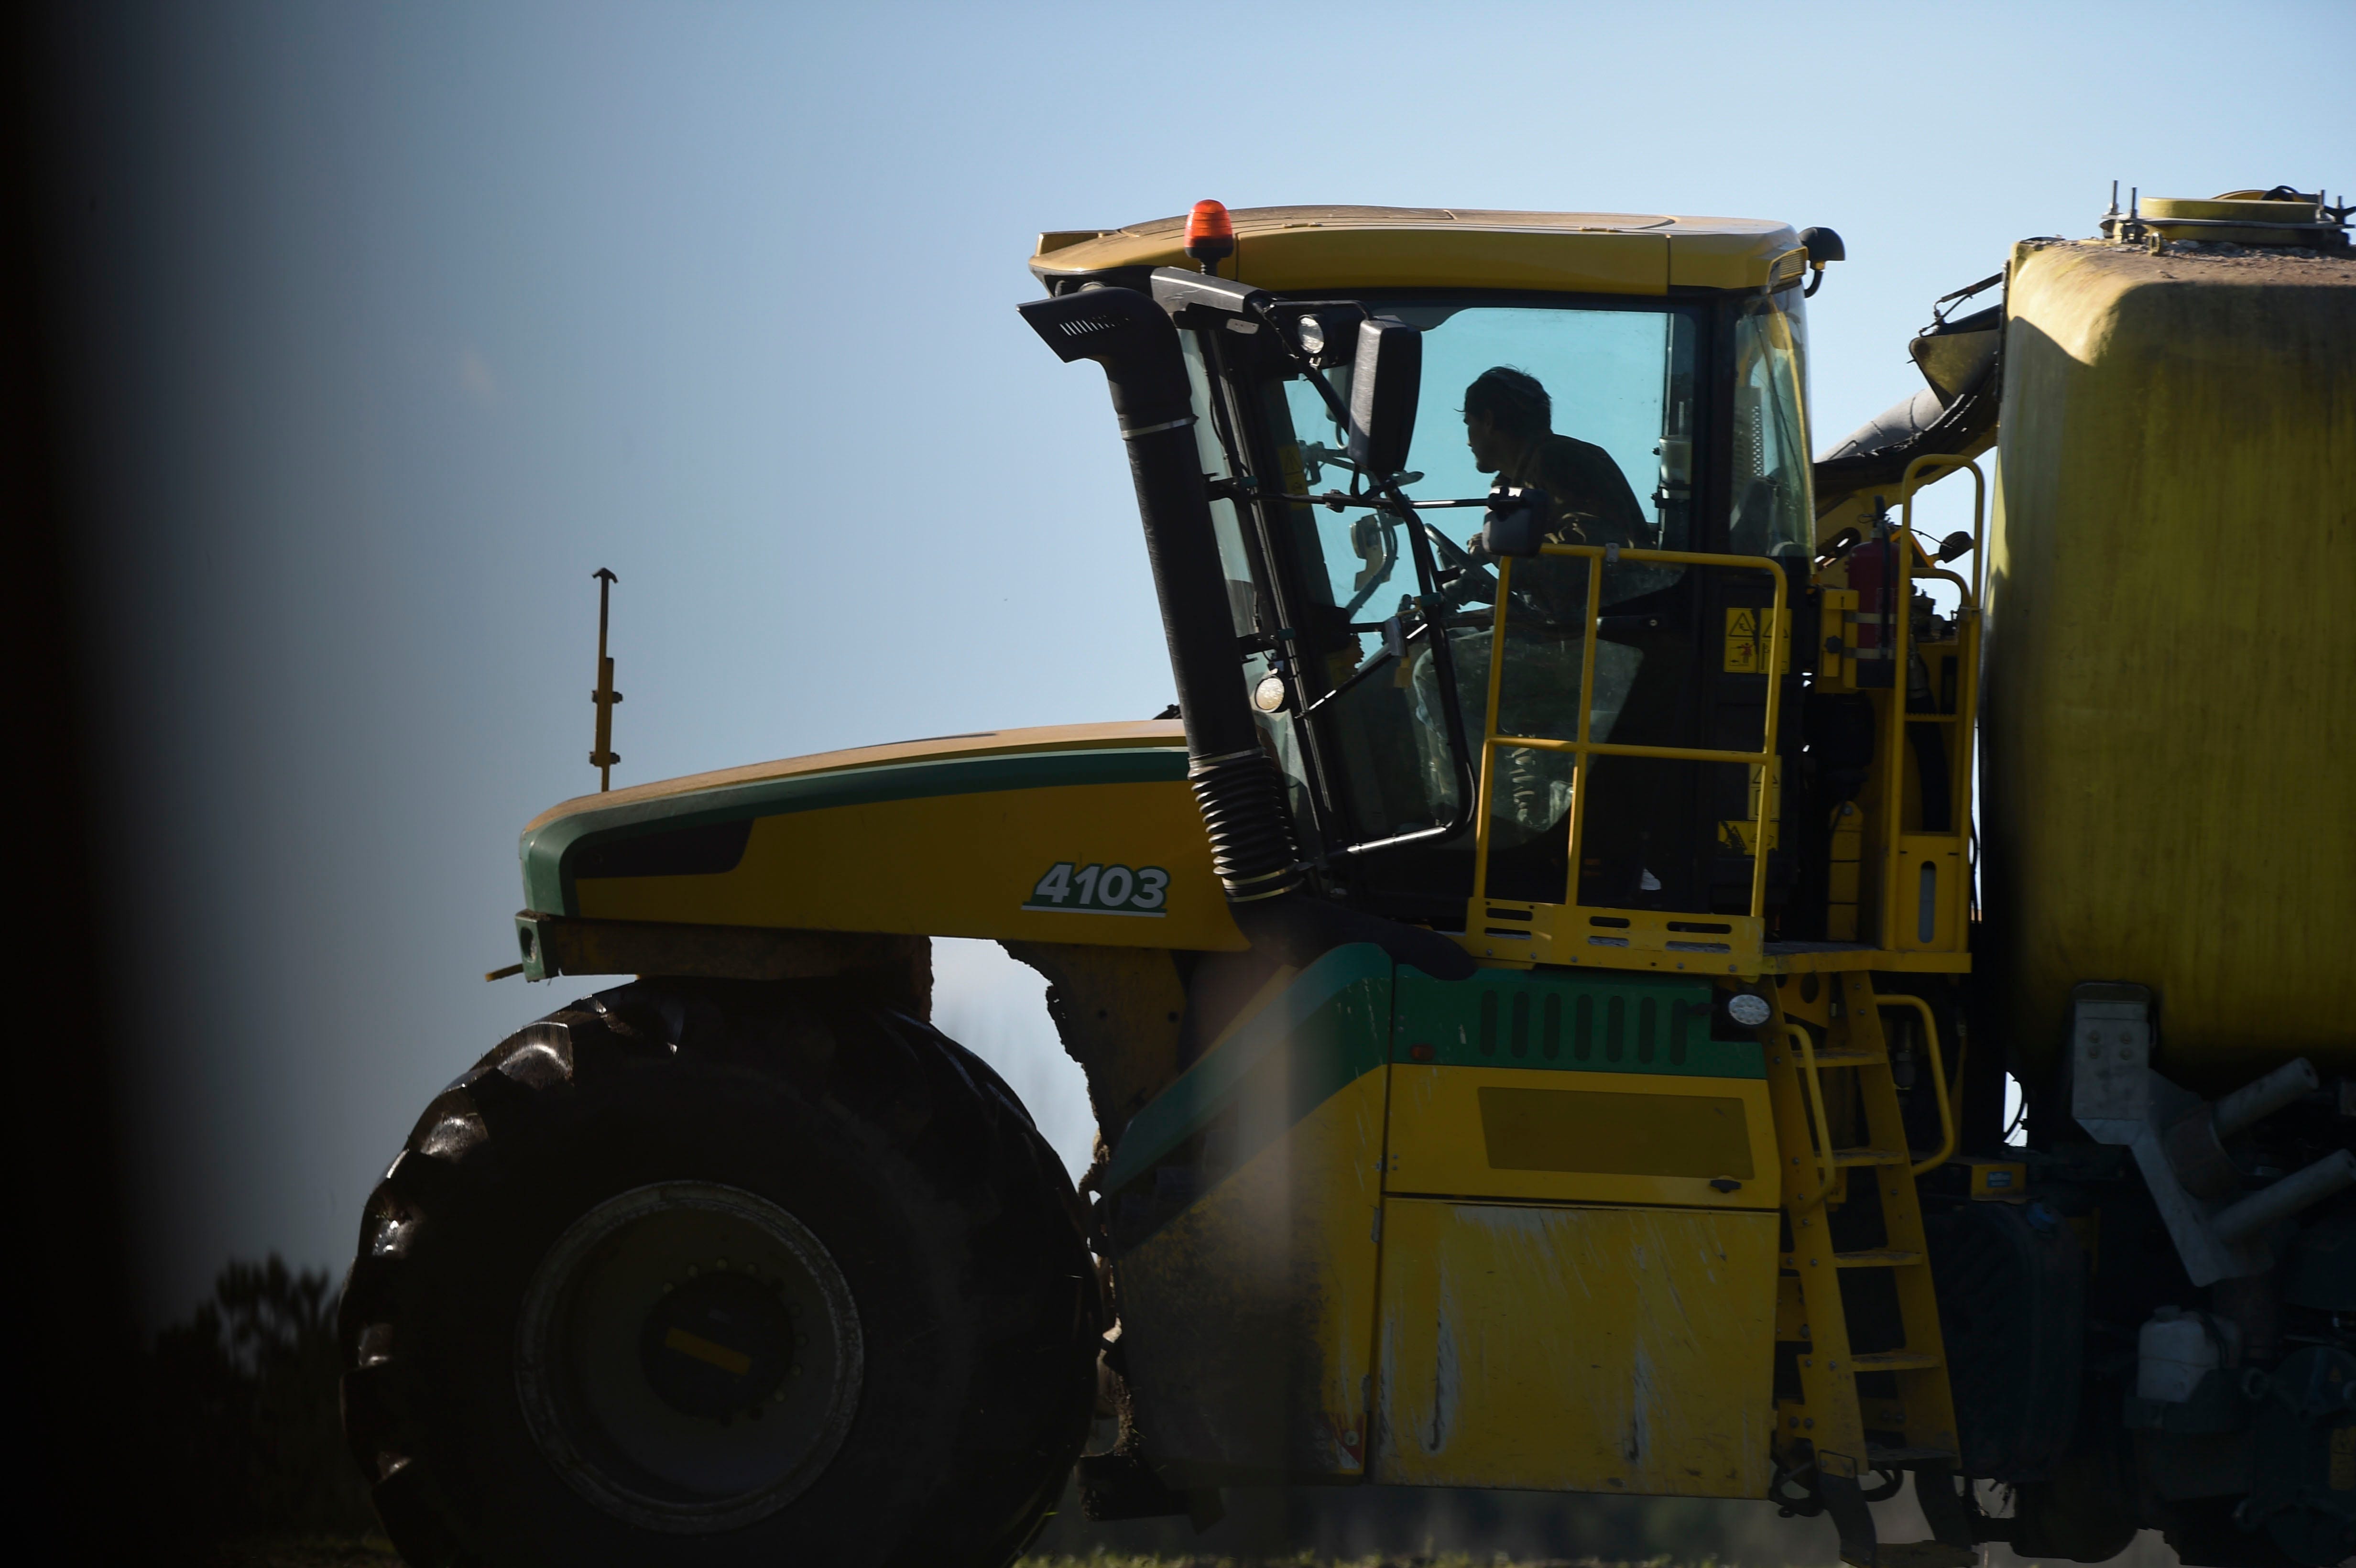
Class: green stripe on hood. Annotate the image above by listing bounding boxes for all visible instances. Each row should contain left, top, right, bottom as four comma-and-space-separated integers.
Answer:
520, 746, 1188, 915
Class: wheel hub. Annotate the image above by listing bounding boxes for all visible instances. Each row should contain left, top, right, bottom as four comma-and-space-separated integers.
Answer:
639, 1266, 797, 1422
515, 1181, 862, 1532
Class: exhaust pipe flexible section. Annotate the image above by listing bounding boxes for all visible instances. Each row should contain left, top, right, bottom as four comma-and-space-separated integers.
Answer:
1184, 746, 1302, 904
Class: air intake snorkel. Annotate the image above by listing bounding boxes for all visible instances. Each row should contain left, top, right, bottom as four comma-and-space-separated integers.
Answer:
1017, 286, 1303, 907
1018, 285, 1473, 981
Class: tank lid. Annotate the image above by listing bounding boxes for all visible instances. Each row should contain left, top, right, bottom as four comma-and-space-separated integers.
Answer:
2100, 182, 2350, 250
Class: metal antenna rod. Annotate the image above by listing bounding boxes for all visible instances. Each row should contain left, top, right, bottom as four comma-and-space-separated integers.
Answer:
590, 567, 622, 791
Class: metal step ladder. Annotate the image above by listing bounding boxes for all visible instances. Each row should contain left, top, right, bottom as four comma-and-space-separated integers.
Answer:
1766, 971, 1978, 1568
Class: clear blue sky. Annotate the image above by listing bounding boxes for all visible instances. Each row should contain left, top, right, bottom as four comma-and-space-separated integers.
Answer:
48, 0, 2350, 1320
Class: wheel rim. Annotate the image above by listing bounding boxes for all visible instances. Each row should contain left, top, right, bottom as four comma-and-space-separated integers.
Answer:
514, 1181, 862, 1532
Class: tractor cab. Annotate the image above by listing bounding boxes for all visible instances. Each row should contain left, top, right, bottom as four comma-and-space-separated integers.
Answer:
1033, 206, 1869, 975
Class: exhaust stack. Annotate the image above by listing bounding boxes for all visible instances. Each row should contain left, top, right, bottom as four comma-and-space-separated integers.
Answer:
1018, 285, 1472, 980
1017, 286, 1301, 907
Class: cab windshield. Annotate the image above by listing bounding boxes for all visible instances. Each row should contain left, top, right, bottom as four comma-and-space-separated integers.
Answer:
1184, 287, 1810, 922
1284, 300, 1701, 609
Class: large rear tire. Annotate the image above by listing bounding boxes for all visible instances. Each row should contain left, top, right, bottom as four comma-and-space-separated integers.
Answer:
339, 978, 1099, 1567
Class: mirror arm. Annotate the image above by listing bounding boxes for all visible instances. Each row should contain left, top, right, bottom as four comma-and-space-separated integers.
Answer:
1261, 489, 1494, 512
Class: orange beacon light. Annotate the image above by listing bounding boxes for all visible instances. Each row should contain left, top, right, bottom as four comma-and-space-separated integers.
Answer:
1183, 199, 1235, 270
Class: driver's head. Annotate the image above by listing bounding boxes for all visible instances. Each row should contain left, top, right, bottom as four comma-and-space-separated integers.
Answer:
1462, 367, 1551, 474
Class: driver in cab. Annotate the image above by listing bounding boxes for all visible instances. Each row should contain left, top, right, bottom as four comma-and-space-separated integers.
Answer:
1445, 369, 1676, 903
1461, 366, 1647, 557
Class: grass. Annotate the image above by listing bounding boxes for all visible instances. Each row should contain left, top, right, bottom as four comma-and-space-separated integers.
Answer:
1008, 1544, 1715, 1554
202, 1539, 1705, 1567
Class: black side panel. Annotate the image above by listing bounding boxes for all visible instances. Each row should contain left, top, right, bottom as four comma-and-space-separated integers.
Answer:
571, 819, 753, 880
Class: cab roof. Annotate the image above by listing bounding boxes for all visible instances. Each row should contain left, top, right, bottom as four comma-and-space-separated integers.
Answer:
1031, 204, 1803, 296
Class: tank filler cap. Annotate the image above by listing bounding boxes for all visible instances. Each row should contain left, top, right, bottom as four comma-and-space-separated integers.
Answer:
2103, 180, 2350, 250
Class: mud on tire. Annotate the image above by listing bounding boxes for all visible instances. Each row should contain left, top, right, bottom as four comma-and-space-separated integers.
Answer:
338, 979, 1100, 1567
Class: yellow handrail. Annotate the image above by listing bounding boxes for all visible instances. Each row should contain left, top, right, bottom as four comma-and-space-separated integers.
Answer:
1899, 454, 1986, 605
1876, 456, 1985, 949
1917, 566, 1974, 606
1468, 543, 1790, 919
1784, 1022, 1838, 1212
1878, 994, 1956, 1174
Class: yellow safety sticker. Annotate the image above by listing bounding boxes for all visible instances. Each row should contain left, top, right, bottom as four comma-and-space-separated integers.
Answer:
1717, 760, 1782, 853
1723, 607, 1788, 674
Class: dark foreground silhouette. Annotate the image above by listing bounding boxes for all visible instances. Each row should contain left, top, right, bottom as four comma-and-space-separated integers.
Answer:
146, 1257, 378, 1554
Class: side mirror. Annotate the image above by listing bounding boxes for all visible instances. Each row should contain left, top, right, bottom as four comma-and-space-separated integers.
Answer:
1347, 316, 1421, 481
1799, 226, 1845, 297
1799, 226, 1846, 264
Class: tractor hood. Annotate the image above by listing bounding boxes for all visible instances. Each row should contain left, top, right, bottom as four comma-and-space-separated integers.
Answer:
517, 720, 1246, 951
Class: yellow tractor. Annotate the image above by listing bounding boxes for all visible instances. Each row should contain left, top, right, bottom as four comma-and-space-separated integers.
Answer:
339, 189, 2356, 1568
